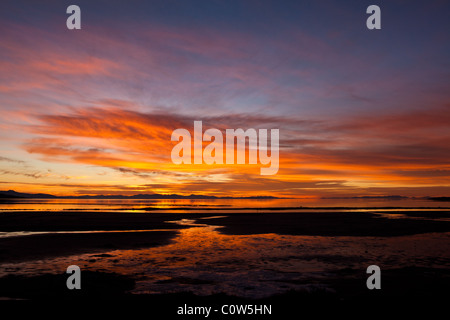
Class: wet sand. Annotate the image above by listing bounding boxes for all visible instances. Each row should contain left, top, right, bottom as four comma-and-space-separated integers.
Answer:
0, 231, 179, 263
2, 267, 447, 302
0, 210, 449, 263
0, 211, 191, 232
0, 211, 190, 262
2, 210, 449, 234
210, 211, 450, 236
0, 210, 449, 303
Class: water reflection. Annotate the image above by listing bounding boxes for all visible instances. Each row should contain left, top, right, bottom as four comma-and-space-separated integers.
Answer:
0, 229, 175, 239
1, 198, 449, 213
0, 218, 448, 298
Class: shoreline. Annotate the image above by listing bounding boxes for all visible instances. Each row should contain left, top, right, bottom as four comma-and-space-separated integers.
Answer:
0, 210, 448, 302
0, 210, 449, 263
0, 266, 449, 303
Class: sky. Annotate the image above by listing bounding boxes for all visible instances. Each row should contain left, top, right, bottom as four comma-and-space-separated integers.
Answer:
0, 0, 449, 197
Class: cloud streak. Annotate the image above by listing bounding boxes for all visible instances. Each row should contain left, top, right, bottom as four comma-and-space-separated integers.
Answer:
0, 1, 449, 197
7, 102, 446, 196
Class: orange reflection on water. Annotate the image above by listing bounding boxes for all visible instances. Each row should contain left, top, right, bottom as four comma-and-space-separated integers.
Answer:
1, 198, 448, 213
1, 217, 449, 298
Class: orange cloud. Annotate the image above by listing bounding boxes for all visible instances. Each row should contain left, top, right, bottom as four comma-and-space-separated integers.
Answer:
10, 103, 447, 197
1, 19, 449, 197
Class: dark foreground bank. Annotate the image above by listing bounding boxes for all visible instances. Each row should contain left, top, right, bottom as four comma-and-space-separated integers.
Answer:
0, 267, 448, 307
0, 210, 449, 307
1, 210, 449, 262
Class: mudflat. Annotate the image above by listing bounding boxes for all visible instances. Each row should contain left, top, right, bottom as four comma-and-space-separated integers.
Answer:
0, 211, 190, 262
1, 210, 449, 262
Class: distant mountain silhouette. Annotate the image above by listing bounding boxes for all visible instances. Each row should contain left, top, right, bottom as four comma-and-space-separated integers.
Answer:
0, 190, 56, 199
427, 197, 450, 202
321, 195, 410, 200
0, 190, 279, 200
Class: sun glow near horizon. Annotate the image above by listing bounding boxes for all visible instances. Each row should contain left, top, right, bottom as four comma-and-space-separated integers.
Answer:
0, 1, 449, 198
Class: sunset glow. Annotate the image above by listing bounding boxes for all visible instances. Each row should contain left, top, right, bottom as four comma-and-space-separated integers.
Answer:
0, 1, 449, 198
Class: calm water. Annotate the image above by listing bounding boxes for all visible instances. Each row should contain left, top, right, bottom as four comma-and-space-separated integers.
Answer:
1, 198, 449, 299
0, 197, 448, 212
1, 217, 449, 298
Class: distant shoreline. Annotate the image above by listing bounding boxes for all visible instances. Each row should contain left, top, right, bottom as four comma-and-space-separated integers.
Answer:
1, 190, 449, 201
0, 189, 281, 200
